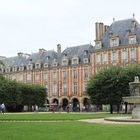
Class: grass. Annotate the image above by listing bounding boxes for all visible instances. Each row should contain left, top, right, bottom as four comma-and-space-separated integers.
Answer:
0, 113, 137, 140
0, 122, 140, 140
0, 112, 129, 120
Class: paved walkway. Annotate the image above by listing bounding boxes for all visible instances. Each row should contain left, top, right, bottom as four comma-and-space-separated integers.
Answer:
79, 118, 140, 124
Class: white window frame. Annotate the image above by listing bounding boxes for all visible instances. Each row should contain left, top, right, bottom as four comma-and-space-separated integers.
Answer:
129, 35, 136, 44
97, 54, 101, 64
103, 53, 108, 64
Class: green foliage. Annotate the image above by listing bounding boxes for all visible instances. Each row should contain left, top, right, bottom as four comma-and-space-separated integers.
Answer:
86, 64, 140, 112
0, 75, 47, 112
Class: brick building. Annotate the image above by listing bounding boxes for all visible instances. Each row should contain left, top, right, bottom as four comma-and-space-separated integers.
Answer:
1, 16, 140, 111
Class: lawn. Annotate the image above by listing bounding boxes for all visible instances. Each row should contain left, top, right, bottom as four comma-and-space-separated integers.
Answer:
0, 113, 128, 120
0, 121, 140, 140
0, 113, 137, 140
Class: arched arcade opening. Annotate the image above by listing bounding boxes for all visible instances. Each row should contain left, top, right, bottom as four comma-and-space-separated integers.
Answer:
72, 98, 80, 112
62, 98, 68, 111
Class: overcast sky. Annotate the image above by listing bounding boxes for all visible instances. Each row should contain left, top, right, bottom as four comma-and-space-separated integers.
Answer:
0, 0, 140, 57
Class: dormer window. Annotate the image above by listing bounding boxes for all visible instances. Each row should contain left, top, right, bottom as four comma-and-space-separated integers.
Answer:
72, 57, 79, 65
46, 56, 50, 60
83, 58, 89, 63
6, 66, 11, 73
1, 68, 5, 73
35, 63, 41, 69
53, 59, 58, 67
19, 65, 24, 71
62, 59, 68, 66
44, 63, 49, 68
129, 35, 136, 44
84, 50, 88, 55
12, 66, 17, 72
95, 41, 102, 49
110, 36, 119, 47
27, 64, 33, 70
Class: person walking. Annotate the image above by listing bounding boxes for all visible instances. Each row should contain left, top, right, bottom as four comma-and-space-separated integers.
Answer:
1, 103, 5, 114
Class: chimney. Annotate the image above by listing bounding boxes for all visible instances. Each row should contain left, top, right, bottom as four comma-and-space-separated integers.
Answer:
95, 22, 100, 41
17, 52, 23, 56
57, 44, 61, 54
39, 48, 46, 54
95, 22, 106, 41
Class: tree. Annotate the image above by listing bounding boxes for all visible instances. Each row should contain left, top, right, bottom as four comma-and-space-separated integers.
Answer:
19, 83, 46, 111
86, 66, 131, 114
0, 74, 47, 112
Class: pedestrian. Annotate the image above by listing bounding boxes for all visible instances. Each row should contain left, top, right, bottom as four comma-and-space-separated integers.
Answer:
66, 105, 69, 113
51, 104, 55, 113
1, 103, 5, 114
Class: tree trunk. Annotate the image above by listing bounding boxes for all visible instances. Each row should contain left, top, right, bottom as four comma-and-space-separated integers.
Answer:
125, 102, 128, 114
110, 104, 113, 114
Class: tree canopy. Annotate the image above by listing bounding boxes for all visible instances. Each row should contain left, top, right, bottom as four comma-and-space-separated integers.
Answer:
86, 64, 140, 113
0, 74, 47, 112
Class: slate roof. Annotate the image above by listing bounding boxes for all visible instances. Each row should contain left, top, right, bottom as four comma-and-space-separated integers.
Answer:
3, 56, 27, 67
102, 18, 140, 48
62, 44, 93, 64
26, 50, 58, 66
2, 44, 93, 69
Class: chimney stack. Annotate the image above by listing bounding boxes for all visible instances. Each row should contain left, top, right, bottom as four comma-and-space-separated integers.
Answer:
17, 52, 23, 56
57, 44, 61, 54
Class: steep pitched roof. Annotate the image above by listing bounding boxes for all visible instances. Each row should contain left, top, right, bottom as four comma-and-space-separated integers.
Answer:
102, 18, 140, 48
62, 44, 93, 59
3, 56, 27, 66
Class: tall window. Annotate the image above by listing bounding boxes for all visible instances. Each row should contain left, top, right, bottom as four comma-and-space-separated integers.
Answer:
97, 54, 101, 64
19, 73, 23, 81
62, 71, 67, 81
83, 68, 89, 80
11, 75, 16, 80
53, 83, 57, 96
44, 72, 48, 82
112, 51, 118, 62
62, 83, 67, 96
83, 82, 87, 92
73, 82, 77, 95
122, 50, 127, 61
130, 49, 136, 60
53, 71, 57, 81
35, 72, 40, 83
27, 72, 32, 81
103, 53, 108, 64
72, 69, 77, 80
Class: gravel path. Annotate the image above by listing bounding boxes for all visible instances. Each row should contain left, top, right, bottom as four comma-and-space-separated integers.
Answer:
79, 118, 140, 124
